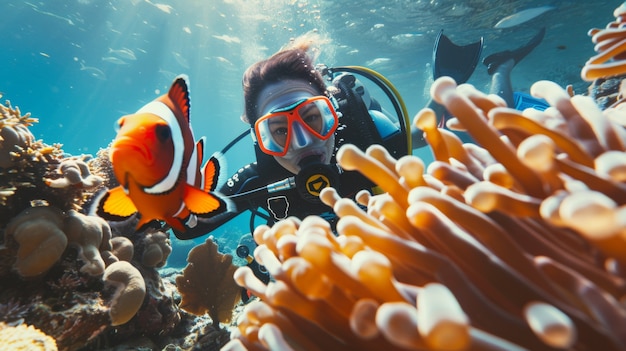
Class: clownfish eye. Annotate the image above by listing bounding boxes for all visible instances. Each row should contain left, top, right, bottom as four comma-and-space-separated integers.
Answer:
155, 124, 171, 142
115, 117, 124, 132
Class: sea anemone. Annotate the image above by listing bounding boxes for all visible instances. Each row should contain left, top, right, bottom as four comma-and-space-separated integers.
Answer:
582, 2, 626, 81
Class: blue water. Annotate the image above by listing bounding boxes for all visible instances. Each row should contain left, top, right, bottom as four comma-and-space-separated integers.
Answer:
0, 0, 618, 261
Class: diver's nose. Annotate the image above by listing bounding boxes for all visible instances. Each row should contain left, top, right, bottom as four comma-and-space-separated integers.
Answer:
290, 121, 314, 150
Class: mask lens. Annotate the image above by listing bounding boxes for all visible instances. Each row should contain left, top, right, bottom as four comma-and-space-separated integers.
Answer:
300, 99, 336, 136
255, 97, 338, 156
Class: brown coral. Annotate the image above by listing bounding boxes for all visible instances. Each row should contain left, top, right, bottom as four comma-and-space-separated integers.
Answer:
4, 206, 67, 278
0, 98, 37, 169
140, 228, 172, 268
44, 156, 103, 190
110, 236, 134, 262
175, 237, 240, 327
103, 261, 146, 326
64, 210, 112, 276
4, 206, 115, 278
0, 322, 57, 351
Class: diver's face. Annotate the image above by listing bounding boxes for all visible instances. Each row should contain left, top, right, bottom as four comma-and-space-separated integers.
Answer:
274, 132, 335, 174
256, 80, 336, 175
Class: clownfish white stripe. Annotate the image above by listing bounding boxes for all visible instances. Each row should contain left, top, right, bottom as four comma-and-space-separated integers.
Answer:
172, 201, 186, 217
138, 100, 184, 194
187, 136, 202, 186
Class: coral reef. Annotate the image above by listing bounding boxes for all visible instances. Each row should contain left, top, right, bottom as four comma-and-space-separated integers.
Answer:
224, 6, 626, 351
3, 207, 114, 278
0, 210, 182, 351
176, 237, 241, 328
0, 100, 183, 350
0, 322, 58, 351
0, 98, 104, 229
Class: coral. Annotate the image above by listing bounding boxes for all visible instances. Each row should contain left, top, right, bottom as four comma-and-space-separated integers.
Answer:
4, 206, 67, 278
110, 236, 134, 262
175, 237, 240, 328
47, 272, 86, 299
44, 155, 103, 190
87, 147, 118, 195
107, 266, 181, 341
102, 261, 146, 326
140, 228, 172, 268
0, 185, 16, 206
4, 206, 114, 278
0, 96, 108, 229
225, 35, 626, 351
27, 294, 110, 351
0, 298, 30, 326
0, 97, 37, 169
0, 95, 185, 351
63, 210, 112, 276
0, 140, 98, 229
0, 322, 57, 351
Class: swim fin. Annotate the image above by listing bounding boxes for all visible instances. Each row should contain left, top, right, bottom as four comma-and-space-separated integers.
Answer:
483, 27, 546, 75
432, 30, 484, 84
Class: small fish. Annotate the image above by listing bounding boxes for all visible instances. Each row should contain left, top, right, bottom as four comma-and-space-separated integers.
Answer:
109, 47, 137, 61
365, 57, 391, 67
494, 6, 556, 29
145, 0, 174, 14
172, 51, 190, 69
158, 68, 178, 82
212, 34, 241, 44
27, 2, 75, 26
102, 56, 128, 65
79, 62, 106, 80
97, 75, 229, 232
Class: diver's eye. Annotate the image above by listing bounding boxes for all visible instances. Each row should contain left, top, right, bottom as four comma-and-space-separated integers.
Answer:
155, 124, 171, 142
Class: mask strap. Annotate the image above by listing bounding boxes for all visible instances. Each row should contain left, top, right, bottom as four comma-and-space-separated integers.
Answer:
328, 95, 343, 119
250, 128, 258, 143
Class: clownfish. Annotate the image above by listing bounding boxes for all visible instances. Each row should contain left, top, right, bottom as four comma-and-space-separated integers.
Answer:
97, 74, 229, 232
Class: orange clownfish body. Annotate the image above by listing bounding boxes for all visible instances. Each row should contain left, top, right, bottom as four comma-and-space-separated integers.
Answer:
98, 75, 228, 232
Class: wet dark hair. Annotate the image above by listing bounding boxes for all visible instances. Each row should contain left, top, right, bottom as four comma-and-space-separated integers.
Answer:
242, 48, 327, 124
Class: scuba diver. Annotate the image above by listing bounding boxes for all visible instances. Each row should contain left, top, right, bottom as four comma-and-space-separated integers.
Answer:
175, 32, 410, 243
173, 33, 411, 294
412, 27, 548, 147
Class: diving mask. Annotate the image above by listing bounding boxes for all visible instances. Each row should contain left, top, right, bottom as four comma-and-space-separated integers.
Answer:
254, 96, 339, 156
